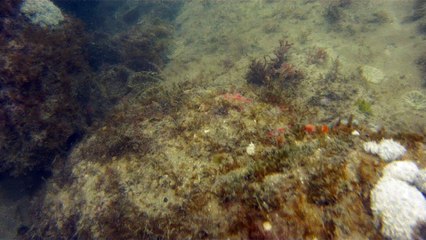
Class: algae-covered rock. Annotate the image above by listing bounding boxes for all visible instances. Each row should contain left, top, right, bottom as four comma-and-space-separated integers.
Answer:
404, 90, 426, 110
360, 65, 386, 84
20, 0, 64, 28
25, 81, 387, 239
0, 10, 90, 176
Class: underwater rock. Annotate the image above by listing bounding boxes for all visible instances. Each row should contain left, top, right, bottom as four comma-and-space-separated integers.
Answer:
20, 0, 64, 28
0, 5, 91, 175
411, 0, 426, 34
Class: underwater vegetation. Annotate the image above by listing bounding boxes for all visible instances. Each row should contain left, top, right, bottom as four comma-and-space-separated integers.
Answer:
246, 40, 304, 87
356, 98, 373, 116
324, 0, 353, 31
411, 0, 426, 34
417, 53, 426, 87
0, 0, 21, 18
245, 40, 304, 107
115, 21, 173, 72
307, 47, 328, 65
322, 0, 392, 35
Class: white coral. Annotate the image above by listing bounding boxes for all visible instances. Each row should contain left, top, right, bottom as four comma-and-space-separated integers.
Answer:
20, 0, 64, 28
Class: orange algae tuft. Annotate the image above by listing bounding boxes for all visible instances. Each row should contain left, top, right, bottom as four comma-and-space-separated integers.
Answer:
304, 124, 316, 134
321, 125, 329, 134
222, 93, 252, 104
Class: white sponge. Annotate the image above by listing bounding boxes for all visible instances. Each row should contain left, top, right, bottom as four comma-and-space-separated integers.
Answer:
415, 169, 426, 195
371, 161, 426, 239
382, 161, 419, 184
371, 177, 426, 240
363, 139, 406, 162
363, 141, 380, 155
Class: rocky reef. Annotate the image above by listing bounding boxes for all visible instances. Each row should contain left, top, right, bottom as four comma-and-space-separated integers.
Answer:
22, 40, 426, 239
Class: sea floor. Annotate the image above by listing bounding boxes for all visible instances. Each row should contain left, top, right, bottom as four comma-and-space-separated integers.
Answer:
164, 0, 426, 132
